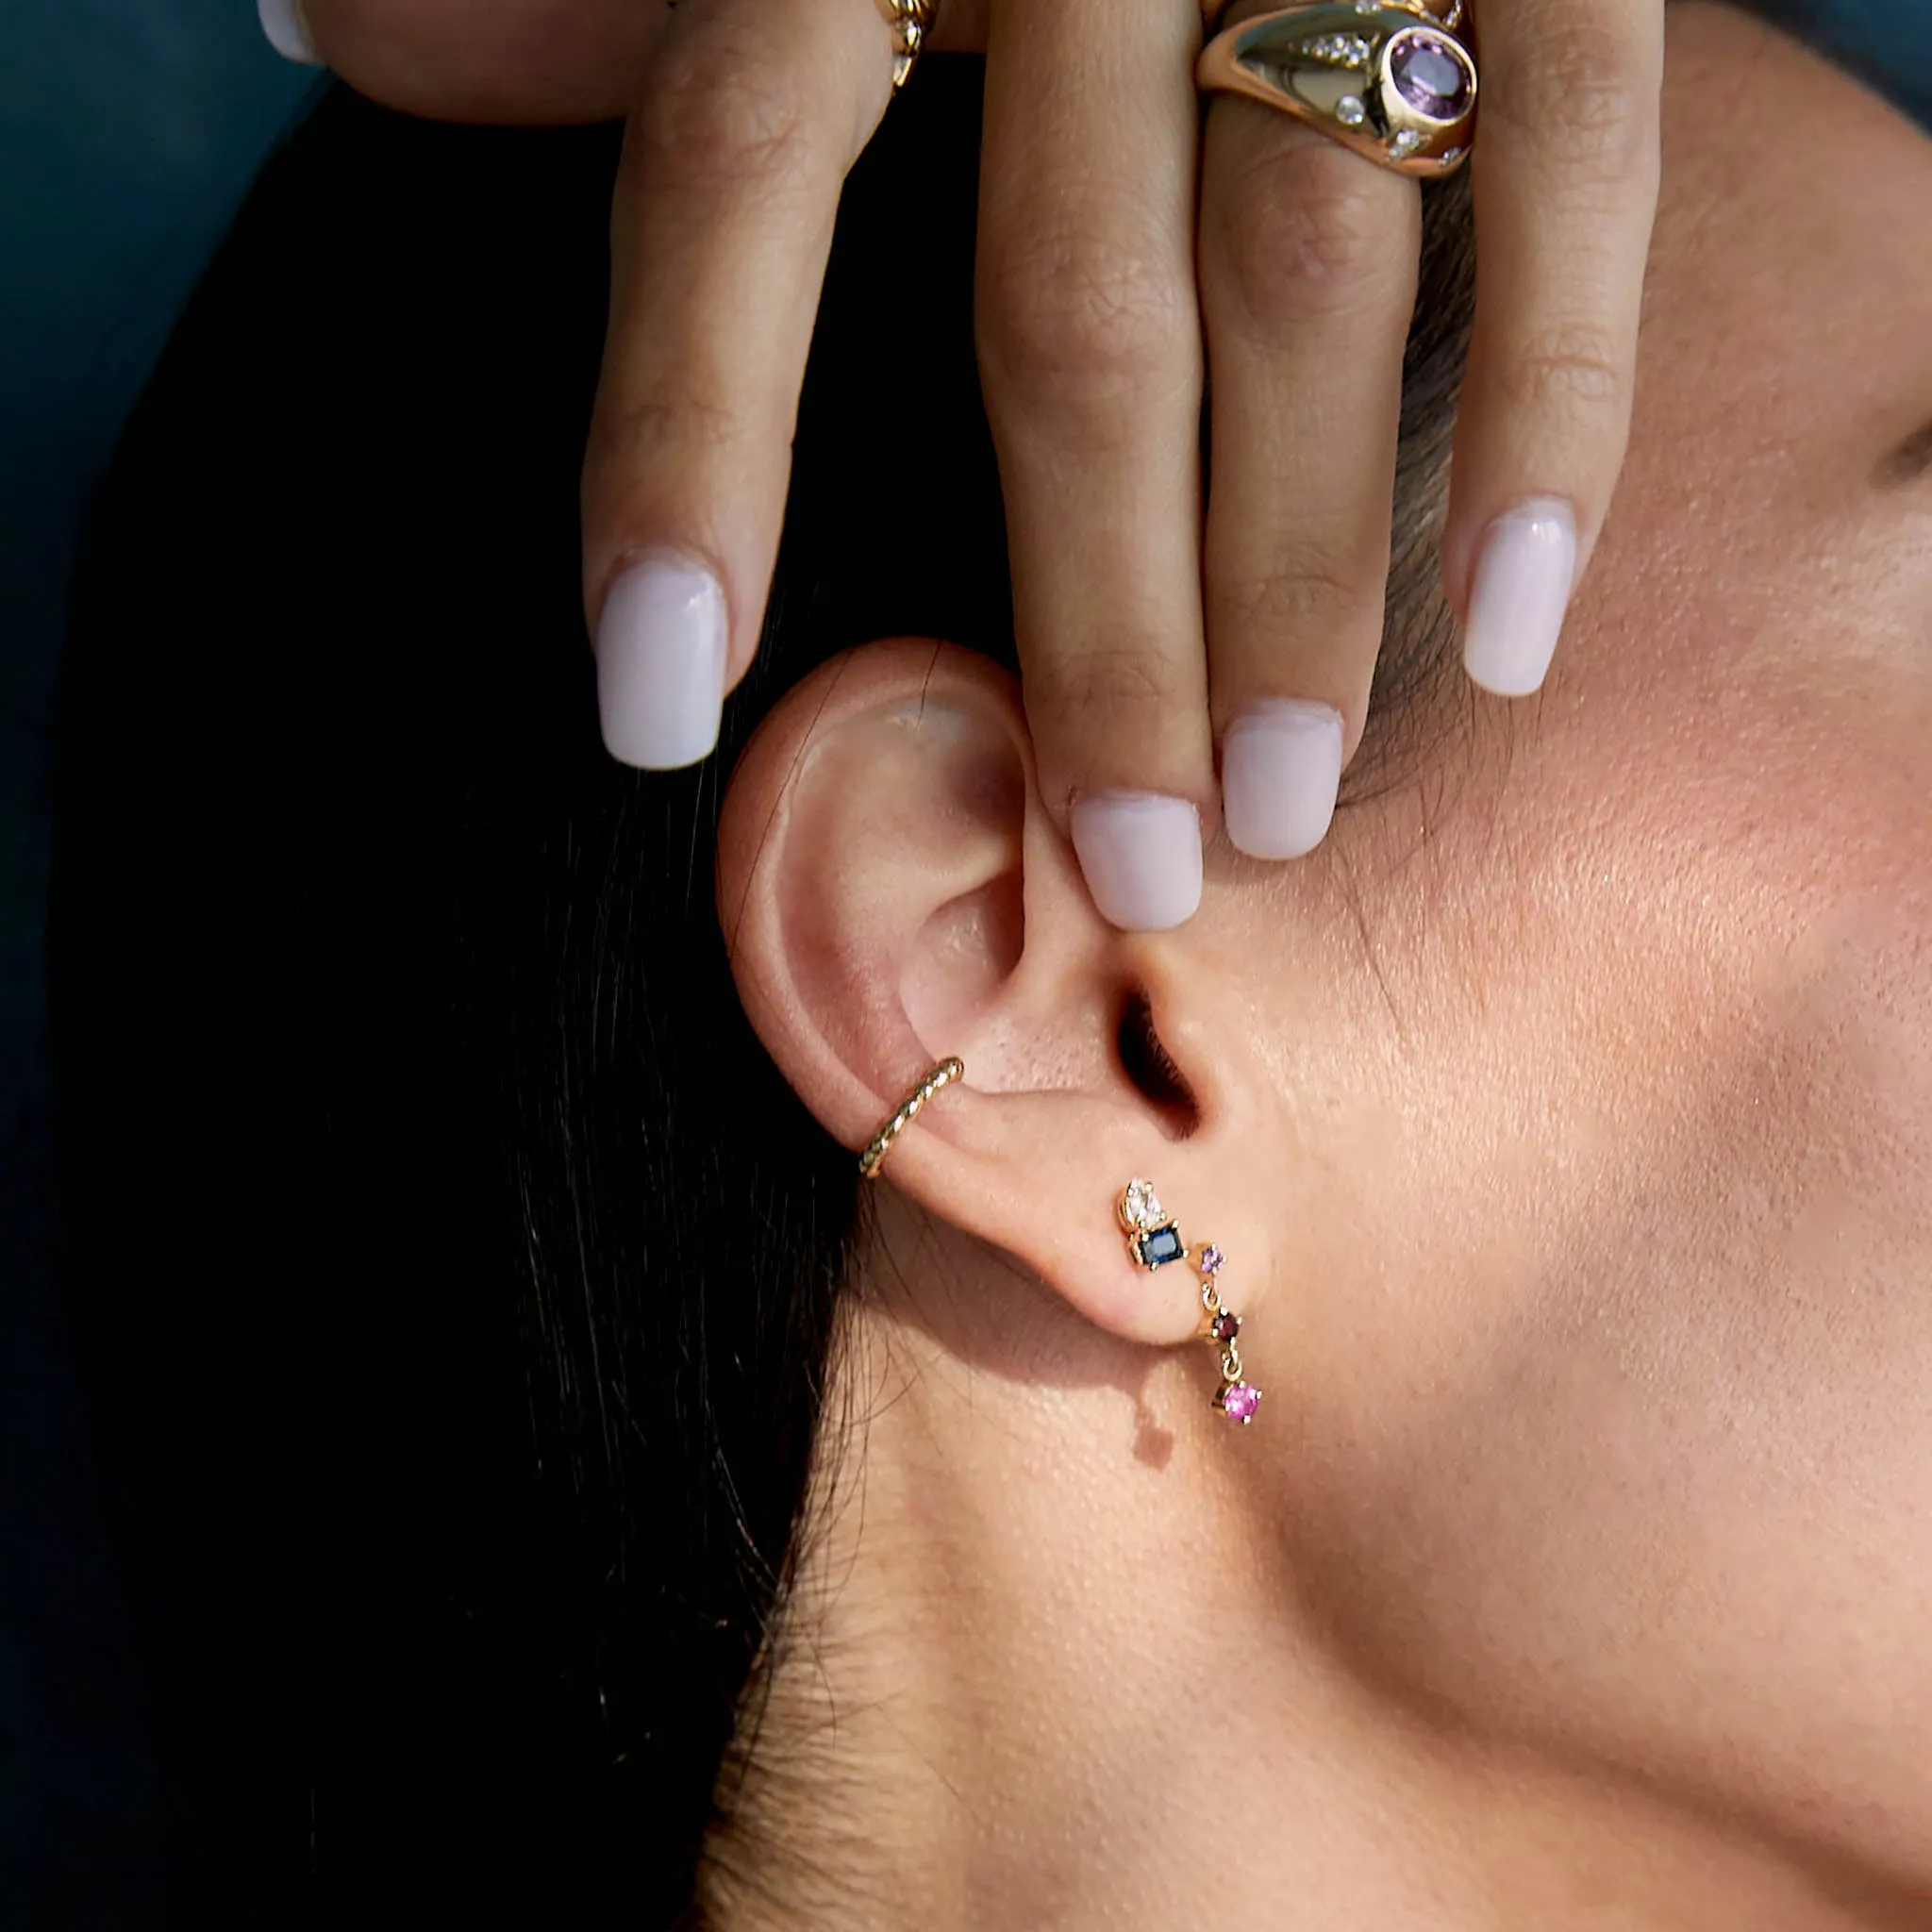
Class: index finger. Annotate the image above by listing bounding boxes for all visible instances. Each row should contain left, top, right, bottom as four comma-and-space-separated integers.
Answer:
280, 0, 994, 121
583, 0, 894, 767
279, 0, 667, 118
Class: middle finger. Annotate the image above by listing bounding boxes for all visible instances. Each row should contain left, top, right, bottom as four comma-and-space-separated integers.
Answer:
1199, 75, 1420, 858
977, 0, 1213, 932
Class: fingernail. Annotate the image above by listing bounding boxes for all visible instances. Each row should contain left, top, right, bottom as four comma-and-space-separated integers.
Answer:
257, 0, 323, 64
1462, 496, 1578, 697
1069, 792, 1204, 932
594, 555, 728, 769
1222, 699, 1344, 860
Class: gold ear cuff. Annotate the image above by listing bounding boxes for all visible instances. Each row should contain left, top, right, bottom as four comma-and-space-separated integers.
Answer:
858, 1058, 965, 1180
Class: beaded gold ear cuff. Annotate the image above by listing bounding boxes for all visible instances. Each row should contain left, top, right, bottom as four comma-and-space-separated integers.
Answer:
858, 1057, 965, 1180
1118, 1178, 1261, 1424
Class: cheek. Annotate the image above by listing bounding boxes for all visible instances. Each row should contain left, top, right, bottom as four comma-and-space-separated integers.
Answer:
1290, 0, 1932, 1868
1297, 669, 1932, 1879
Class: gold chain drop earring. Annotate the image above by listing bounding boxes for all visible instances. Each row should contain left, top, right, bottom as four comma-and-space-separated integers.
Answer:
1118, 1177, 1261, 1424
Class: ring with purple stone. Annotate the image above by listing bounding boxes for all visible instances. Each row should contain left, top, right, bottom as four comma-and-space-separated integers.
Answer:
1117, 1179, 1263, 1424
1196, 0, 1476, 178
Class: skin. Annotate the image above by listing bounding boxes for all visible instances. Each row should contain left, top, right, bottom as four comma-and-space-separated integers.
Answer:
709, 8, 1932, 1924
297, 0, 1662, 919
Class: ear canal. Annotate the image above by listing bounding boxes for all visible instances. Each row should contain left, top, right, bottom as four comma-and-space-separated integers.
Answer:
1116, 990, 1200, 1138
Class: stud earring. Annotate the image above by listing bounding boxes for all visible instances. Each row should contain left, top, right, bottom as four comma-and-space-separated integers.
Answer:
1117, 1178, 1261, 1424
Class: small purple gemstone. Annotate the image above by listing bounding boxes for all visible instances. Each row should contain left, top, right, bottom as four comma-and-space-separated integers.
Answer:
1222, 1382, 1261, 1423
1199, 1244, 1224, 1274
1389, 29, 1470, 119
1211, 1309, 1241, 1344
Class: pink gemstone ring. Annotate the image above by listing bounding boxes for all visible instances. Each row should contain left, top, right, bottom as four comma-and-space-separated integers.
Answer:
1197, 0, 1476, 178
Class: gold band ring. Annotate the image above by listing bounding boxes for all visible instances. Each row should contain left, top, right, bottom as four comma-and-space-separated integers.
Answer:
858, 1057, 964, 1179
1197, 0, 1476, 177
875, 0, 941, 91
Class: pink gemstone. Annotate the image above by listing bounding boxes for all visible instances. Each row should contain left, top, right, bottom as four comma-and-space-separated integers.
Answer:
1222, 1382, 1260, 1423
1199, 1244, 1224, 1274
1389, 29, 1470, 119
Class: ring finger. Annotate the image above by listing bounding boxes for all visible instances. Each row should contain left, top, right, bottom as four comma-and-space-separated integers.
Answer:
1197, 25, 1421, 858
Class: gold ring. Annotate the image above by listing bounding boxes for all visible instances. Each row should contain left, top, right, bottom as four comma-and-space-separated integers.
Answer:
1197, 0, 1476, 177
858, 1058, 964, 1179
875, 0, 941, 92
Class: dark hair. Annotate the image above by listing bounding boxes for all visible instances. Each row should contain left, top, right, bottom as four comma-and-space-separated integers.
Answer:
51, 61, 1472, 1926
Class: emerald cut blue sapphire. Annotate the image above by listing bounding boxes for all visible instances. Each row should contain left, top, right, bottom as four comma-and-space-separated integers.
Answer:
1135, 1224, 1185, 1268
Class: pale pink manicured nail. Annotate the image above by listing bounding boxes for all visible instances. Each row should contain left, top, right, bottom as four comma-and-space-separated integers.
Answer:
1222, 699, 1344, 860
595, 555, 728, 769
1463, 496, 1578, 697
1070, 792, 1204, 932
258, 0, 322, 63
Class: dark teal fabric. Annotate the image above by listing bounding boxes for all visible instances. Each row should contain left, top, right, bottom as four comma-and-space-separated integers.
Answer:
1816, 0, 1932, 116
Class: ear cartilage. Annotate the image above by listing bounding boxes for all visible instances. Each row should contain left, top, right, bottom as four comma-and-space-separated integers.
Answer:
858, 1058, 965, 1181
1118, 1178, 1261, 1424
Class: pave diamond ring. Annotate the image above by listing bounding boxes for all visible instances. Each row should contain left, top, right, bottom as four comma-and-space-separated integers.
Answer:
1197, 0, 1477, 178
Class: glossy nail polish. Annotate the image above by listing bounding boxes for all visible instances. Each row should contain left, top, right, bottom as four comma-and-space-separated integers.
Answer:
594, 555, 728, 769
1463, 496, 1578, 697
1223, 699, 1344, 860
258, 0, 323, 63
1070, 792, 1204, 932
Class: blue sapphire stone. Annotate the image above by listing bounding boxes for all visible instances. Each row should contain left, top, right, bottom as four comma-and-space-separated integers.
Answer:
1136, 1224, 1185, 1268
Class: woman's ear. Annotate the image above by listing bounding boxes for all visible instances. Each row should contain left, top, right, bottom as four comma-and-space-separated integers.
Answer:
717, 640, 1272, 1349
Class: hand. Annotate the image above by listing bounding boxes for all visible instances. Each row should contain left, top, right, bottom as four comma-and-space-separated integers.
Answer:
272, 0, 1664, 933
1193, 0, 1661, 860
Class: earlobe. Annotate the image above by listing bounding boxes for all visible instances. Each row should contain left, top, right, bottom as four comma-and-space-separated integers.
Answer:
716, 639, 1274, 1355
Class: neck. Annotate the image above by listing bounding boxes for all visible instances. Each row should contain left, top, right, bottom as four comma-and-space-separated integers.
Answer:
697, 1196, 1891, 1931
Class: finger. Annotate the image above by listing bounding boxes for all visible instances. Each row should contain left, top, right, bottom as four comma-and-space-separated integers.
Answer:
288, 0, 991, 123
288, 0, 667, 118
1198, 99, 1420, 859
583, 0, 894, 769
976, 0, 1213, 930
1442, 0, 1665, 696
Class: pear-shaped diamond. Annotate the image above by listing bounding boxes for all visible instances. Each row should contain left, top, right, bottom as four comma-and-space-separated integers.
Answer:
1121, 1178, 1165, 1230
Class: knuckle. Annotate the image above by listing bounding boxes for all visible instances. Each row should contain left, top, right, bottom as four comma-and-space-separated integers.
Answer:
586, 382, 747, 494
1493, 325, 1629, 425
635, 27, 815, 193
1486, 12, 1656, 176
1216, 552, 1374, 644
977, 220, 1194, 409
1216, 135, 1400, 325
1027, 643, 1190, 733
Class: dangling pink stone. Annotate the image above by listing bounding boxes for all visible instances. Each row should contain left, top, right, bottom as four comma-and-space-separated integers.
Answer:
1221, 1382, 1261, 1423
